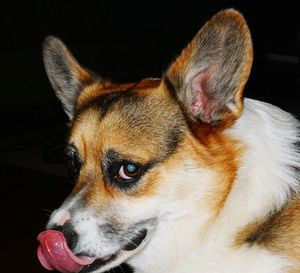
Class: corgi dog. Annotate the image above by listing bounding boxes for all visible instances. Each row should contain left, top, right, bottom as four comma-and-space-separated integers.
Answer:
37, 9, 300, 273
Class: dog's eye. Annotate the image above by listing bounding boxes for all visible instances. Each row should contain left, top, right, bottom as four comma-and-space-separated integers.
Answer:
118, 163, 139, 180
65, 144, 82, 182
104, 150, 151, 190
67, 155, 81, 179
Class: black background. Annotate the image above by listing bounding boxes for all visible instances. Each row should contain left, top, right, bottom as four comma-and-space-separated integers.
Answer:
1, 1, 299, 114
0, 1, 299, 273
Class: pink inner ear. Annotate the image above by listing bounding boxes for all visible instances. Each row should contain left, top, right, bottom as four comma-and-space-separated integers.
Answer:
191, 71, 213, 123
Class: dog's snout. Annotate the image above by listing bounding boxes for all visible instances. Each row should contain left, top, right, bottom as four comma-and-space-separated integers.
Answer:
51, 222, 78, 251
51, 209, 71, 226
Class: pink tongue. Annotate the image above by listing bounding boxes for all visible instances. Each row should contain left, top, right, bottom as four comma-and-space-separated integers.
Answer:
37, 230, 95, 273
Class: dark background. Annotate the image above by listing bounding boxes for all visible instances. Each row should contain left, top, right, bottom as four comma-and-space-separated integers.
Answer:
0, 1, 299, 273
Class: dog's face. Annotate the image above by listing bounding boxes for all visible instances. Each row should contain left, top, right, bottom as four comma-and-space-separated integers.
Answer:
52, 80, 188, 267
43, 9, 253, 273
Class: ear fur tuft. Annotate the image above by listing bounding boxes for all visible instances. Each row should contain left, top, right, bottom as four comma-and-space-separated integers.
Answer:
165, 9, 253, 126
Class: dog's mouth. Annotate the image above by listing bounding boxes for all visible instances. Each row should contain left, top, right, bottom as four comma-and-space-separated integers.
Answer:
80, 229, 147, 273
78, 253, 118, 273
37, 229, 148, 273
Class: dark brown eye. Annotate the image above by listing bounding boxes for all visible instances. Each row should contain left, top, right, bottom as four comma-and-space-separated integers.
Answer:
118, 163, 139, 180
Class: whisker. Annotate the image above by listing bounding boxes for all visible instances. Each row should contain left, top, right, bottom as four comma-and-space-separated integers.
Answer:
41, 208, 53, 216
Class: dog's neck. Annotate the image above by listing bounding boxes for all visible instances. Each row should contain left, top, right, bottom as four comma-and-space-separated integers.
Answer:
211, 98, 300, 239
227, 98, 300, 215
128, 98, 300, 273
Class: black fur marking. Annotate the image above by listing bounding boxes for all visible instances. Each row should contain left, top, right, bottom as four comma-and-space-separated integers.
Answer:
75, 89, 135, 119
165, 126, 182, 155
245, 222, 273, 245
244, 205, 287, 246
122, 229, 147, 251
98, 224, 118, 240
163, 75, 179, 99
98, 92, 126, 116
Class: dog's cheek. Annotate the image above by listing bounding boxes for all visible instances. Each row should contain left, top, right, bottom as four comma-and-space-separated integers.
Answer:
112, 196, 163, 224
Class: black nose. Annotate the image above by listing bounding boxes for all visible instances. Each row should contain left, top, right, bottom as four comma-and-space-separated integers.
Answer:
51, 222, 78, 251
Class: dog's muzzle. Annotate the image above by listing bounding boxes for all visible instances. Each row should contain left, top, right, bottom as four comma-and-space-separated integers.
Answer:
37, 227, 148, 273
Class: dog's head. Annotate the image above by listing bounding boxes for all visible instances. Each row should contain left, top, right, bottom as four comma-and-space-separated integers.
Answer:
41, 9, 252, 273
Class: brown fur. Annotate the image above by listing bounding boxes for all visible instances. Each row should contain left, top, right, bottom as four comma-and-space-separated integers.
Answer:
187, 125, 245, 213
66, 79, 187, 203
72, 76, 245, 209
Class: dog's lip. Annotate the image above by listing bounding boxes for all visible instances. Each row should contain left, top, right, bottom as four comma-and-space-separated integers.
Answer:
79, 229, 148, 273
122, 228, 148, 251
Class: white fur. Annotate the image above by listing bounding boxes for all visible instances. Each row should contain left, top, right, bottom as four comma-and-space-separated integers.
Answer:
212, 98, 300, 240
128, 98, 300, 273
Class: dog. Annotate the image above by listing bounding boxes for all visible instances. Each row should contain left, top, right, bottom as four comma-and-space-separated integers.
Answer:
37, 9, 300, 273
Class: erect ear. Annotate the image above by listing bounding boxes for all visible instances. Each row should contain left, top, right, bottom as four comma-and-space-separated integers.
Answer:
43, 36, 95, 120
165, 9, 253, 126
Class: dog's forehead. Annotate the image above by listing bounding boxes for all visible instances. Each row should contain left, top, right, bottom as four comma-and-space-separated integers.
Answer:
69, 79, 186, 161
